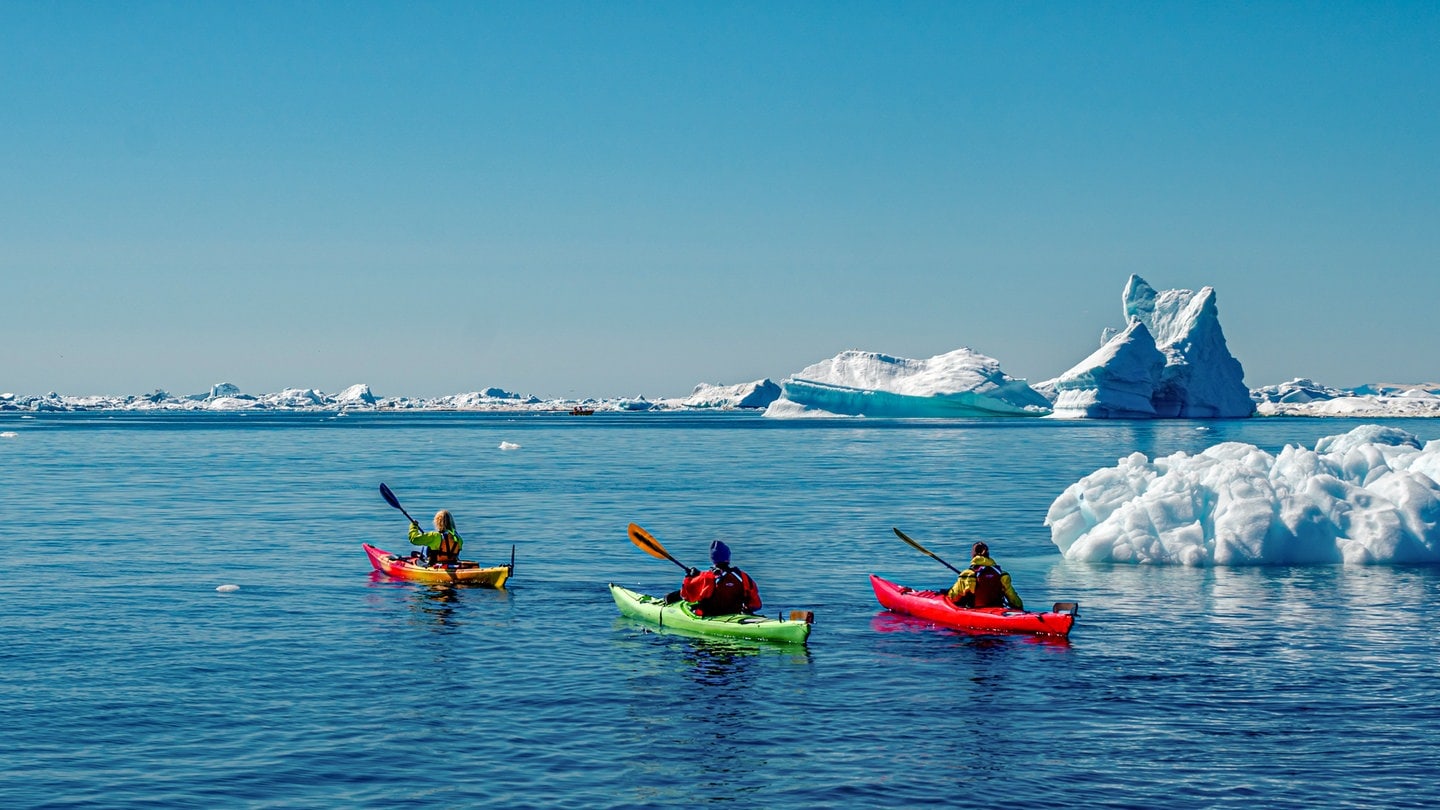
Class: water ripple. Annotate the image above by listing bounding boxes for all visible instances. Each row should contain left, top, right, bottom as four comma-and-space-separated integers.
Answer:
3, 413, 1440, 808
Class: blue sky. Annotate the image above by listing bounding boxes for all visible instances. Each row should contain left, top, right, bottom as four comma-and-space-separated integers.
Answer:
4, 2, 1436, 398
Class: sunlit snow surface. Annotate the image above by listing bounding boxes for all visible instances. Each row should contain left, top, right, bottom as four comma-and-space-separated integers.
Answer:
1047, 425, 1440, 565
765, 348, 1051, 418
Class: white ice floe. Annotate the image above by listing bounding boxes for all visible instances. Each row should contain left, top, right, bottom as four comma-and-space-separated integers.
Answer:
499, 441, 521, 450
216, 584, 240, 593
1046, 425, 1440, 565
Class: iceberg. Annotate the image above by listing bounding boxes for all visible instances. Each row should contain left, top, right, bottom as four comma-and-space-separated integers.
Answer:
430, 389, 540, 409
1046, 425, 1440, 566
335, 383, 378, 407
679, 379, 782, 410
262, 388, 327, 408
1048, 320, 1166, 418
1048, 275, 1254, 419
764, 348, 1051, 418
1254, 379, 1440, 418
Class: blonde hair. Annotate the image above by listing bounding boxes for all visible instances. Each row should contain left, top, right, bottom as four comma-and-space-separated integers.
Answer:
434, 510, 455, 532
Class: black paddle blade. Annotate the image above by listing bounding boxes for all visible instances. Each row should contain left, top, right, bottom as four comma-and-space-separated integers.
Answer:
892, 527, 964, 575
380, 483, 401, 510
379, 483, 418, 526
892, 527, 926, 552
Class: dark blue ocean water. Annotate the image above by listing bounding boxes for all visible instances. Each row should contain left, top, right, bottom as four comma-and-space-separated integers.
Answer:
3, 411, 1439, 809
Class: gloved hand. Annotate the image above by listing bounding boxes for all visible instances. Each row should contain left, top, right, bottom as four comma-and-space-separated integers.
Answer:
685, 567, 701, 578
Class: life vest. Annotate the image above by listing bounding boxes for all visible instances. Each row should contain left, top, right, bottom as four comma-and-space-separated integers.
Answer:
430, 529, 461, 566
970, 563, 1005, 607
696, 568, 751, 616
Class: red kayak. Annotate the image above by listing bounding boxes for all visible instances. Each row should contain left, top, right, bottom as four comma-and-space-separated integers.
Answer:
870, 574, 1078, 637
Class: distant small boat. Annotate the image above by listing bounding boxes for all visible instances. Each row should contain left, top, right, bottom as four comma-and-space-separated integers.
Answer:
570, 406, 595, 416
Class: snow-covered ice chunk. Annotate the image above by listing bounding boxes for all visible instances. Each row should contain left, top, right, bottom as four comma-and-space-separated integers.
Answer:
1046, 425, 1440, 565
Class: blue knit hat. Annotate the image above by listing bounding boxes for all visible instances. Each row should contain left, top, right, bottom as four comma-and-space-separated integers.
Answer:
710, 540, 731, 564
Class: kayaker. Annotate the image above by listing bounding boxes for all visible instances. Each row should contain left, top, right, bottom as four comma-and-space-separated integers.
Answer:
408, 509, 463, 567
680, 540, 762, 616
946, 542, 1023, 609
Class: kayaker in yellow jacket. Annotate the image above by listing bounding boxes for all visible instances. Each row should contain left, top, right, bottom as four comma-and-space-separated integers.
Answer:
408, 509, 463, 566
947, 542, 1023, 609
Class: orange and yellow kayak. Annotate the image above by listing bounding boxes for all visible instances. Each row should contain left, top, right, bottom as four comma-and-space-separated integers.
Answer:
362, 543, 512, 587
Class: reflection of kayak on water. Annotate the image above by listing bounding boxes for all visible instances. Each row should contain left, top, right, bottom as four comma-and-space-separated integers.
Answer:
870, 575, 1077, 637
363, 543, 513, 587
609, 584, 813, 644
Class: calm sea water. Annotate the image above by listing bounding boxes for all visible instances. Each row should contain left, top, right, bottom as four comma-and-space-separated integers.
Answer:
3, 411, 1439, 809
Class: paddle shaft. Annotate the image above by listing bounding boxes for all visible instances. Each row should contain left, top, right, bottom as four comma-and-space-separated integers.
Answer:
892, 527, 966, 576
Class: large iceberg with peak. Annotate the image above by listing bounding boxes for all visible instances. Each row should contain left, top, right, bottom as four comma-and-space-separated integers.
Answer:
1048, 275, 1253, 419
1046, 425, 1440, 566
764, 348, 1051, 418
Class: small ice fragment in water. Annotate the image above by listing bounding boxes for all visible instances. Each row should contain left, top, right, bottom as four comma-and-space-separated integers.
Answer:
216, 584, 240, 593
499, 441, 521, 450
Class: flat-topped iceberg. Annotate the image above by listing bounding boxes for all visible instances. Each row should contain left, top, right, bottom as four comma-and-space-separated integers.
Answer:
1049, 275, 1254, 419
1046, 425, 1440, 565
764, 348, 1051, 418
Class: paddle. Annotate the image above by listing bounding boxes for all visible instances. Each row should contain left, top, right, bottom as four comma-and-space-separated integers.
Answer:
627, 523, 690, 572
379, 482, 420, 527
892, 527, 966, 576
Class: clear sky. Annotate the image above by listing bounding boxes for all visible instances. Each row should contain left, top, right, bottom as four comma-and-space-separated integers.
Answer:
4, 2, 1437, 399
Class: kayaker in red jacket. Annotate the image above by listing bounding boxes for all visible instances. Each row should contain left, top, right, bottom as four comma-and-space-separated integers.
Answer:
680, 541, 762, 616
408, 509, 464, 566
947, 542, 1023, 609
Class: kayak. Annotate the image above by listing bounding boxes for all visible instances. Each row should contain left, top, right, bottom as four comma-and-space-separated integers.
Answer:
608, 583, 813, 644
870, 574, 1077, 637
362, 543, 512, 587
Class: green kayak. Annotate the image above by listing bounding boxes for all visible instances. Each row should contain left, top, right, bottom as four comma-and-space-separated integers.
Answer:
608, 583, 813, 644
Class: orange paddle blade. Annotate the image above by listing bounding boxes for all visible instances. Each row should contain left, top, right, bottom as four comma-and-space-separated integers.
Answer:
627, 523, 671, 561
